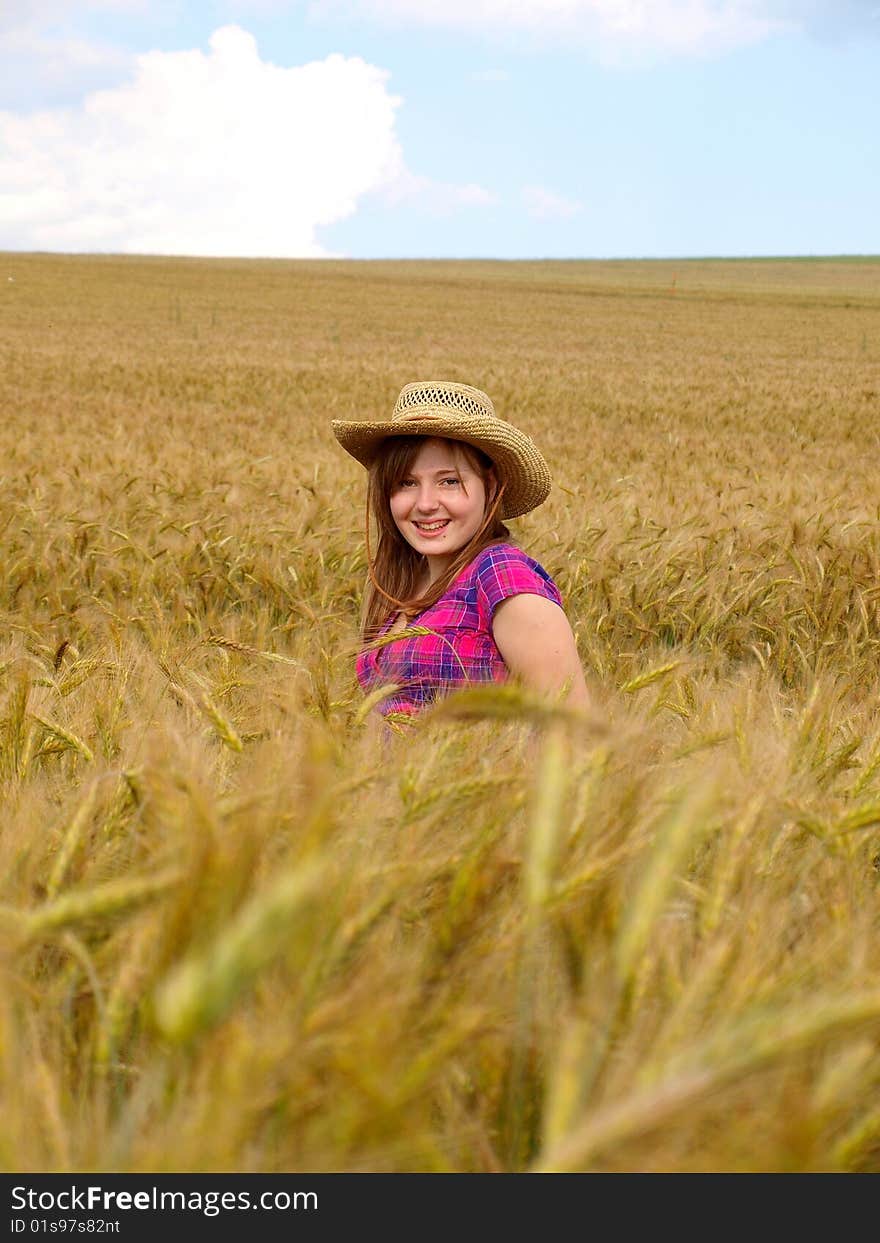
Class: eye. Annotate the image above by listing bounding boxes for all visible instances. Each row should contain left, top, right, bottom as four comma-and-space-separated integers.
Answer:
397, 478, 416, 489
440, 477, 460, 486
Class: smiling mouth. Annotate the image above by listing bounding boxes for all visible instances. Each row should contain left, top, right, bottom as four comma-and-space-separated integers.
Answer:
413, 520, 450, 532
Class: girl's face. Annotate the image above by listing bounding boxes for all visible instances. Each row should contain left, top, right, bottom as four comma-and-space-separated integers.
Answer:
389, 438, 495, 580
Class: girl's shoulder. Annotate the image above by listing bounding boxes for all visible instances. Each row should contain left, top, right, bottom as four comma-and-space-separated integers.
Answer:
465, 541, 563, 613
466, 541, 549, 578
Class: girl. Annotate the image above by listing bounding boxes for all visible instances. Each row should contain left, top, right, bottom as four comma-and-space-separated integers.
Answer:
332, 380, 588, 721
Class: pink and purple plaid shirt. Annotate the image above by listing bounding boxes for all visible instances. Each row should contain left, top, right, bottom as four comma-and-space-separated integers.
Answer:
356, 542, 564, 718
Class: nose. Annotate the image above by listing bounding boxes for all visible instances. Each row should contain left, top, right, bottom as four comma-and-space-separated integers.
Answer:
413, 482, 441, 512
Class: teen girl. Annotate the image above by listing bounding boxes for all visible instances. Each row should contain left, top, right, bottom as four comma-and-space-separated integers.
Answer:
332, 380, 588, 722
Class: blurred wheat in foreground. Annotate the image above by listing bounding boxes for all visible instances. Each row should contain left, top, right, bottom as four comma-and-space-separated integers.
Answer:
2, 253, 880, 1172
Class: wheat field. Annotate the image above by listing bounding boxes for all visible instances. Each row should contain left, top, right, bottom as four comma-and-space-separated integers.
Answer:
1, 252, 880, 1173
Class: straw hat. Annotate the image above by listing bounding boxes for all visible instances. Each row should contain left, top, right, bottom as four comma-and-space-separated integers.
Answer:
331, 380, 551, 519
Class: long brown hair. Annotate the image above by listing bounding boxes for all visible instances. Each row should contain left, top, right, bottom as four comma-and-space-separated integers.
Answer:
361, 435, 511, 640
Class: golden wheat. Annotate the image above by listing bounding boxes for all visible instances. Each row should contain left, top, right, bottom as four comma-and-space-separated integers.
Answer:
1, 252, 879, 1172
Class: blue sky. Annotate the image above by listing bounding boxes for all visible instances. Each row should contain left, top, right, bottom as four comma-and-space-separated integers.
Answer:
1, 1, 878, 258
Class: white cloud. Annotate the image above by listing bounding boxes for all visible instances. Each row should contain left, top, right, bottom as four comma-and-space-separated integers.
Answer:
309, 0, 795, 56
0, 25, 410, 257
385, 172, 496, 213
522, 185, 582, 219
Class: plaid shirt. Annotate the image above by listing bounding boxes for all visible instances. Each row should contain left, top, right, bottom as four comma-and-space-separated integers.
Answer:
357, 542, 564, 718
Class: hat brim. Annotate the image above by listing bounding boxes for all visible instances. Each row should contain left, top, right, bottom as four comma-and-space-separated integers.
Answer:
330, 414, 551, 520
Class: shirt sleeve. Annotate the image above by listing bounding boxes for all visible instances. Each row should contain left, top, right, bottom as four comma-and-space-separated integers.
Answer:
474, 545, 564, 623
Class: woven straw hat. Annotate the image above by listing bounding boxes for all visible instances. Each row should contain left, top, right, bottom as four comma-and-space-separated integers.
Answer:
331, 380, 551, 519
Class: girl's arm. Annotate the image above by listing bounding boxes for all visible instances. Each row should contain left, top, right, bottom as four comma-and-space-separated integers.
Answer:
491, 594, 590, 708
